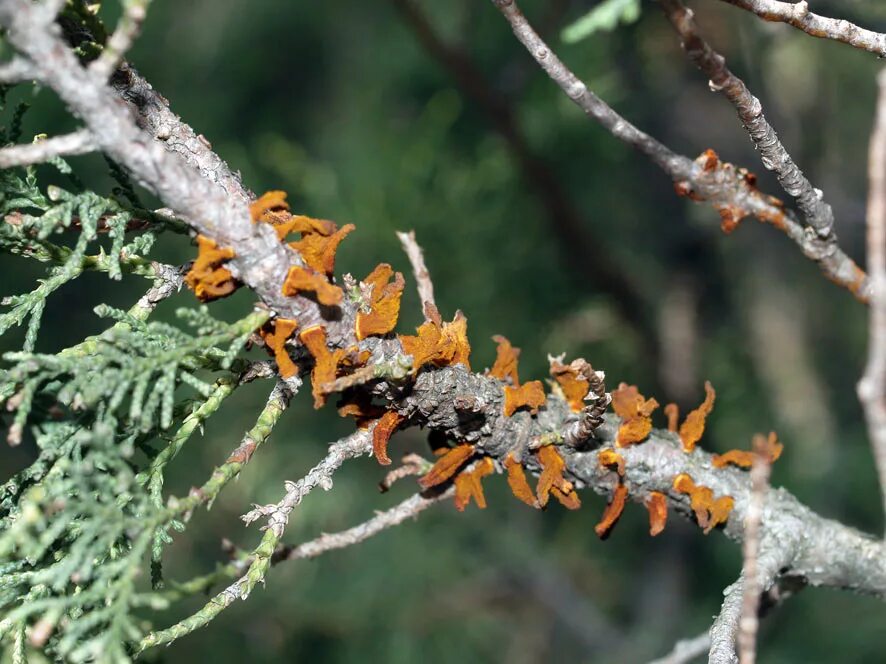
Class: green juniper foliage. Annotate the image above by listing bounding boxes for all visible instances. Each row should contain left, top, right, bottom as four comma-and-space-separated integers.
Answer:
0, 78, 275, 660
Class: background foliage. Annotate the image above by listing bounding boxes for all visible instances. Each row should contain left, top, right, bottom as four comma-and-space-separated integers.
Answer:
2, 0, 886, 661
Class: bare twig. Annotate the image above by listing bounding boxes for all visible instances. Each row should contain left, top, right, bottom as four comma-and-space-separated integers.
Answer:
662, 0, 835, 240
0, 57, 37, 84
379, 453, 429, 492
241, 428, 373, 536
396, 230, 436, 310
89, 0, 151, 81
737, 437, 773, 664
648, 631, 711, 664
0, 129, 96, 169
719, 0, 886, 57
859, 67, 886, 526
487, 0, 870, 302
273, 488, 452, 563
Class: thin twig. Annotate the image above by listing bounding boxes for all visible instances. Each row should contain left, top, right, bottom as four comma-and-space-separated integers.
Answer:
859, 67, 886, 527
661, 0, 834, 240
737, 437, 773, 664
0, 130, 96, 169
487, 0, 870, 302
139, 428, 372, 651
0, 57, 37, 84
719, 0, 886, 57
273, 488, 452, 563
89, 0, 151, 81
396, 230, 436, 310
648, 631, 711, 664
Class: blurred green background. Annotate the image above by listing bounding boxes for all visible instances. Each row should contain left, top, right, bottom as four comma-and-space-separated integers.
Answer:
4, 0, 886, 661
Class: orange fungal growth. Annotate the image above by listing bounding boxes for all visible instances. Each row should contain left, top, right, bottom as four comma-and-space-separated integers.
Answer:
454, 457, 495, 511
289, 223, 355, 276
597, 449, 626, 476
337, 393, 386, 429
713, 431, 783, 469
504, 454, 539, 508
489, 335, 520, 384
672, 473, 734, 534
664, 403, 679, 432
645, 492, 668, 537
372, 410, 406, 466
549, 358, 591, 412
418, 444, 475, 489
398, 305, 471, 371
282, 266, 344, 306
503, 381, 546, 417
298, 326, 368, 408
355, 263, 405, 340
594, 484, 628, 538
610, 383, 659, 447
536, 445, 580, 509
258, 318, 299, 379
678, 381, 716, 452
250, 190, 291, 227
184, 235, 237, 302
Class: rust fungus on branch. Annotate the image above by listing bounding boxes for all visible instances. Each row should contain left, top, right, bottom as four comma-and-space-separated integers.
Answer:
258, 318, 299, 379
503, 381, 546, 417
713, 431, 783, 469
418, 443, 476, 489
289, 223, 355, 276
664, 403, 679, 432
645, 492, 668, 537
399, 303, 471, 371
594, 484, 628, 539
536, 445, 581, 509
597, 449, 626, 476
184, 235, 238, 302
281, 266, 344, 306
676, 381, 716, 453
504, 453, 539, 508
489, 335, 520, 384
355, 263, 405, 340
372, 410, 407, 466
610, 383, 659, 447
672, 473, 734, 534
298, 325, 369, 408
454, 457, 495, 511
549, 357, 592, 413
337, 392, 387, 429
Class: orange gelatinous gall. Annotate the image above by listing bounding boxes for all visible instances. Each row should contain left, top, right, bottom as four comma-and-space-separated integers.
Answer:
503, 381, 546, 417
453, 457, 495, 512
712, 431, 783, 469
549, 358, 591, 413
250, 190, 290, 226
664, 403, 679, 432
610, 383, 659, 447
672, 473, 734, 534
372, 410, 406, 466
645, 491, 668, 537
535, 445, 578, 508
298, 326, 367, 408
258, 318, 299, 379
597, 449, 626, 476
678, 381, 716, 453
355, 263, 405, 340
489, 335, 520, 385
337, 392, 387, 429
282, 266, 344, 306
289, 223, 355, 276
551, 485, 581, 510
184, 235, 237, 302
504, 453, 538, 508
594, 484, 628, 539
398, 307, 471, 371
418, 444, 475, 489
